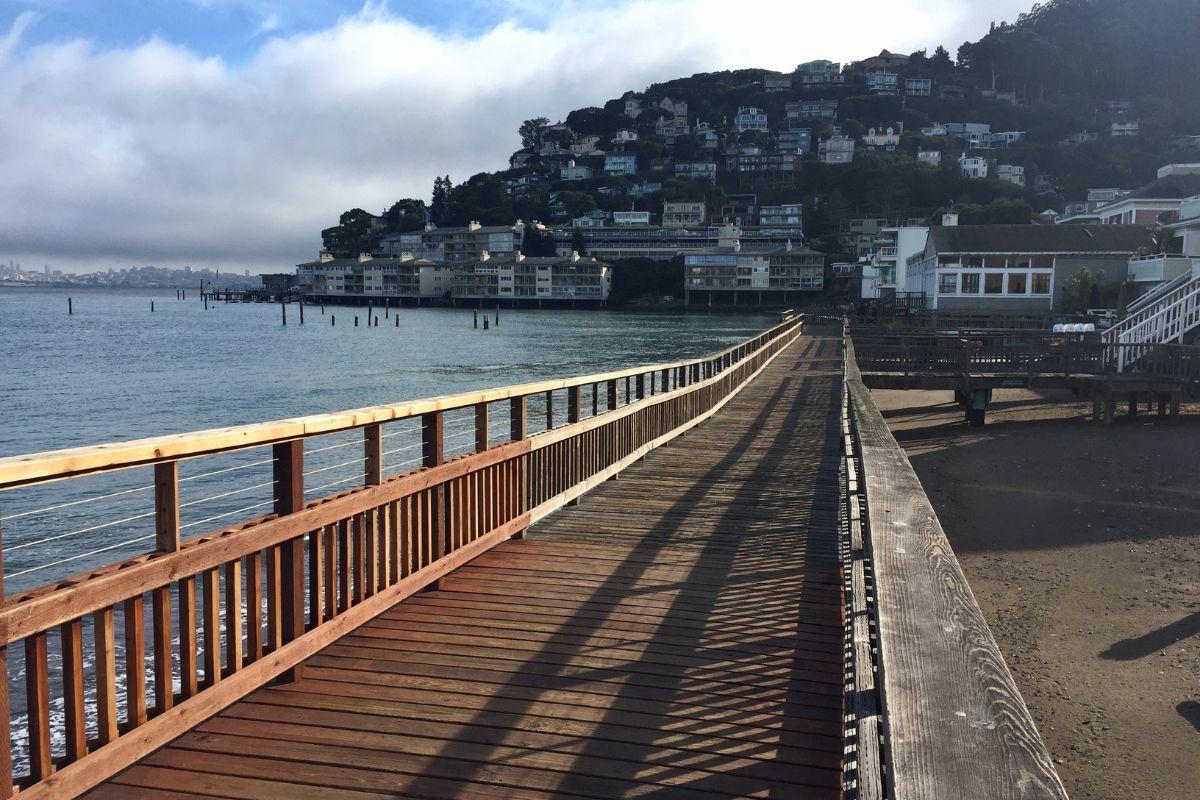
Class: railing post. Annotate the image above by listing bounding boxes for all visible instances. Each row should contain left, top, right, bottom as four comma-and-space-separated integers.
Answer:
474, 402, 489, 452
363, 423, 382, 486
636, 373, 646, 400
510, 396, 527, 440
606, 379, 618, 410
272, 439, 305, 681
154, 461, 180, 552
567, 386, 580, 424
545, 390, 554, 430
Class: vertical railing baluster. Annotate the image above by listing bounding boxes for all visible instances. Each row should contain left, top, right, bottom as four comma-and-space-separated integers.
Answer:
545, 391, 554, 431
224, 560, 242, 673
25, 632, 51, 781
178, 577, 198, 698
510, 396, 526, 441
94, 607, 119, 744
124, 595, 147, 728
61, 617, 87, 761
152, 585, 173, 713
202, 570, 220, 686
245, 553, 263, 662
606, 380, 618, 411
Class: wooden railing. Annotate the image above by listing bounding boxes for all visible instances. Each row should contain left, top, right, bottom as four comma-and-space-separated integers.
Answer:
852, 332, 1200, 385
0, 314, 804, 799
843, 338, 1068, 799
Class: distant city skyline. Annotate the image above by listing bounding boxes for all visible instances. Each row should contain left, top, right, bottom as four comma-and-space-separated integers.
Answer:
1, 0, 1036, 274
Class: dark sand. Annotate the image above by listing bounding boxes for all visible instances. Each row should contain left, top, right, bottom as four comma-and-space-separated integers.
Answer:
870, 388, 1200, 800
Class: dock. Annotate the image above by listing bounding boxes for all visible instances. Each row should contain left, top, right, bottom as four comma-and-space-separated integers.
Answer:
0, 315, 1067, 799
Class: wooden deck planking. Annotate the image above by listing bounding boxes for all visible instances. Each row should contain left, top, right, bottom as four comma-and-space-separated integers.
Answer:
88, 332, 846, 800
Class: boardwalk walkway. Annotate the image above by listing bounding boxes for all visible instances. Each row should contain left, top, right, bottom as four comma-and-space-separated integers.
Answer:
86, 331, 846, 800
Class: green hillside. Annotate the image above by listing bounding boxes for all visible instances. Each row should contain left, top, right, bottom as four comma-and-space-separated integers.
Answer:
321, 0, 1200, 257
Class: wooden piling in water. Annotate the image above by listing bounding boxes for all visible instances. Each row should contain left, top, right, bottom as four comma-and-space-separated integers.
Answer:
299, 302, 304, 325
281, 301, 287, 326
394, 315, 399, 327
151, 301, 155, 313
473, 310, 478, 329
331, 315, 335, 326
354, 316, 358, 327
68, 297, 73, 315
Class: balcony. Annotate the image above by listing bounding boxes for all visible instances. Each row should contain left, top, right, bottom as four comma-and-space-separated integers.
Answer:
1127, 253, 1196, 284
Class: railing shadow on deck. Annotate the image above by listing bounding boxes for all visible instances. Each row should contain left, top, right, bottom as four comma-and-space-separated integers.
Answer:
0, 313, 803, 800
375, 334, 846, 799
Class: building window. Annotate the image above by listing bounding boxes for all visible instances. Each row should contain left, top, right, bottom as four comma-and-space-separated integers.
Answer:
938, 274, 958, 294
984, 273, 1004, 294
961, 273, 980, 294
1008, 273, 1028, 294
1032, 273, 1051, 295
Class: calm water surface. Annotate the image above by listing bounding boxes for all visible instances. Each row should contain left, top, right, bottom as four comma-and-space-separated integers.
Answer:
1, 287, 776, 588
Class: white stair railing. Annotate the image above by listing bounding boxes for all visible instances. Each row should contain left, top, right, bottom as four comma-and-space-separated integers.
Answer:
1103, 276, 1200, 371
1126, 270, 1194, 315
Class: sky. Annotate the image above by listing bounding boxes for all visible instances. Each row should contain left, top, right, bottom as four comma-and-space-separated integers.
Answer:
0, 0, 1037, 274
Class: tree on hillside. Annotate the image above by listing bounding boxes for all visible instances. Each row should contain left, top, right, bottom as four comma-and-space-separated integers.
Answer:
448, 173, 512, 226
931, 46, 954, 74
518, 117, 550, 149
383, 198, 427, 232
556, 191, 597, 219
430, 176, 453, 225
571, 228, 587, 256
521, 223, 557, 257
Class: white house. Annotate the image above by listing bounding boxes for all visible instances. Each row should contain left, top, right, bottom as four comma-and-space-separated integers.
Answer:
861, 226, 929, 299
996, 164, 1026, 187
560, 161, 594, 182
658, 97, 687, 118
612, 211, 651, 226
958, 154, 989, 179
917, 148, 942, 166
624, 97, 642, 118
675, 162, 718, 184
763, 73, 792, 92
818, 129, 856, 164
946, 122, 992, 149
866, 72, 899, 95
612, 129, 638, 144
604, 153, 638, 175
693, 122, 720, 149
992, 131, 1026, 147
1111, 121, 1140, 137
572, 210, 609, 227
904, 77, 932, 97
662, 201, 707, 228
920, 124, 948, 137
733, 106, 769, 134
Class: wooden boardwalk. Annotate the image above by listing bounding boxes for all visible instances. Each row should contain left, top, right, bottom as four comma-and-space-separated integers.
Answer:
85, 332, 846, 800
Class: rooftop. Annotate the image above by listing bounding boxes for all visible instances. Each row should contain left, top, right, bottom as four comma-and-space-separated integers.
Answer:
929, 224, 1155, 254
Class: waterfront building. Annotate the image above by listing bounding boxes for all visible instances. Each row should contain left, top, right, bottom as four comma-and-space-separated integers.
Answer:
683, 230, 823, 306
906, 224, 1155, 311
451, 251, 611, 305
296, 252, 453, 302
548, 224, 805, 261
759, 202, 803, 227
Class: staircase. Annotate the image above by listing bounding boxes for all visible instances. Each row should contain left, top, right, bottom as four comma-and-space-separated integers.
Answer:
1104, 273, 1200, 370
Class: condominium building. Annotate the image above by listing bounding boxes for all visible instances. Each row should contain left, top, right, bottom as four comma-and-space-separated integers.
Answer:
452, 251, 611, 305
296, 253, 453, 302
683, 234, 823, 305
861, 227, 929, 299
996, 164, 1026, 187
377, 222, 523, 262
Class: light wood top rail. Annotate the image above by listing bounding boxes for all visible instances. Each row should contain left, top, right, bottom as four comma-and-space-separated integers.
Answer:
0, 318, 796, 490
844, 337, 1068, 799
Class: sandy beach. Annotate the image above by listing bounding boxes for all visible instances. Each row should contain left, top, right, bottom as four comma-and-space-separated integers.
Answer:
871, 387, 1200, 800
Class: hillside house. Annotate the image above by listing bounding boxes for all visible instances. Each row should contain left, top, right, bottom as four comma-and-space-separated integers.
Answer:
560, 161, 594, 182
866, 72, 899, 95
917, 148, 942, 166
996, 164, 1026, 187
904, 77, 932, 97
862, 126, 901, 150
958, 154, 989, 179
818, 129, 856, 164
604, 153, 638, 175
734, 106, 769, 134
662, 201, 707, 228
675, 161, 718, 184
786, 100, 838, 120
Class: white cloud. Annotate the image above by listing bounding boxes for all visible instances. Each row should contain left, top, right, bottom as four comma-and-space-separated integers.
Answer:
0, 0, 1032, 272
0, 10, 38, 62
252, 12, 281, 37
